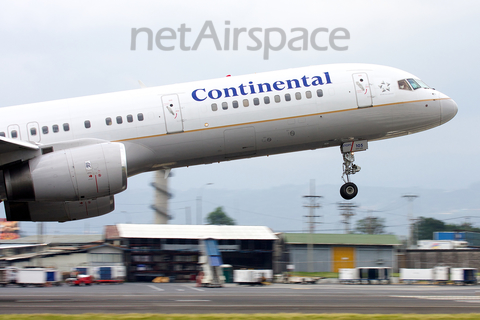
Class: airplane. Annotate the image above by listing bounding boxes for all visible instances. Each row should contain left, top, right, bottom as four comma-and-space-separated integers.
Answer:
0, 63, 457, 222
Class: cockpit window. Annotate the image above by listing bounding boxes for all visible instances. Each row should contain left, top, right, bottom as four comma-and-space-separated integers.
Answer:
407, 78, 430, 90
415, 79, 430, 89
399, 78, 431, 91
407, 79, 421, 90
398, 79, 412, 91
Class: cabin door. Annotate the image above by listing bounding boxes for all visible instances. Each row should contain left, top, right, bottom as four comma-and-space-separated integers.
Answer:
352, 73, 373, 108
161, 94, 184, 133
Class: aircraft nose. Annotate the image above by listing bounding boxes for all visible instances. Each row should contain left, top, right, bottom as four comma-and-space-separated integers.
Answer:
441, 98, 458, 124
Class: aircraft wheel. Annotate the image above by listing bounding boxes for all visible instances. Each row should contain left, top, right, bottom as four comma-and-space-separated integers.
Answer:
340, 182, 358, 200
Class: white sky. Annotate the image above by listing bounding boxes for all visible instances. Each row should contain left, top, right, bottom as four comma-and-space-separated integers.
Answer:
0, 1, 479, 235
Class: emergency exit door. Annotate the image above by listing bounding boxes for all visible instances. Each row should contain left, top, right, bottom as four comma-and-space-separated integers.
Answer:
161, 94, 184, 133
352, 73, 373, 108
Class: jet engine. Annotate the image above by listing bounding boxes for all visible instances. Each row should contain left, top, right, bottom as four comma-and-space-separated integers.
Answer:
1, 142, 127, 202
4, 195, 115, 222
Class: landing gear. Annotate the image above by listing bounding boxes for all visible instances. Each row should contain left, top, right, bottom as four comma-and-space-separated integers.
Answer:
340, 151, 361, 200
340, 182, 358, 200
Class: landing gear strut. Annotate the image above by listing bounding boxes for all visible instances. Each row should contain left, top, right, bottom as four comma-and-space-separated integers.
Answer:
340, 152, 360, 200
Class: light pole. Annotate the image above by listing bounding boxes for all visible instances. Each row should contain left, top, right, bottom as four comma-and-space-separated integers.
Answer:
403, 194, 419, 248
196, 183, 213, 225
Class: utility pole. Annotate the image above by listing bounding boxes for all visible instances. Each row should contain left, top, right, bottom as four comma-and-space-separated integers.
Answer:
338, 202, 358, 234
196, 183, 213, 225
303, 180, 322, 233
185, 206, 191, 225
36, 222, 43, 267
403, 194, 419, 248
302, 180, 322, 273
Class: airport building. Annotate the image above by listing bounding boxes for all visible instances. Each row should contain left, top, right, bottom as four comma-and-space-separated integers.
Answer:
0, 234, 124, 272
280, 233, 401, 273
106, 224, 278, 282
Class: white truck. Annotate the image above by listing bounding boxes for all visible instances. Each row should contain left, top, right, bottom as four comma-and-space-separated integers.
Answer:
451, 268, 477, 285
92, 266, 126, 283
16, 268, 61, 287
400, 268, 434, 283
234, 269, 272, 285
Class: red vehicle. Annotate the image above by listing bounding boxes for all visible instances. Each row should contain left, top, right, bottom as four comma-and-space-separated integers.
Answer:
66, 274, 93, 286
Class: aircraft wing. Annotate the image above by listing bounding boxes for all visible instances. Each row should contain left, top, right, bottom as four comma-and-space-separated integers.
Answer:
0, 137, 40, 153
0, 137, 40, 167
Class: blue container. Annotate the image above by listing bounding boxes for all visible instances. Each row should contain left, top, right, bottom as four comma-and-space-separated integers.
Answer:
99, 267, 112, 280
46, 271, 55, 282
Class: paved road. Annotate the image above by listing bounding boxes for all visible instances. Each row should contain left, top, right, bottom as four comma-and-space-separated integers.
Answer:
1, 282, 480, 314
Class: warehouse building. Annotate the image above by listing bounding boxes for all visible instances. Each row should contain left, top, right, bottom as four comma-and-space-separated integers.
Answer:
107, 224, 278, 282
281, 233, 401, 273
0, 234, 124, 273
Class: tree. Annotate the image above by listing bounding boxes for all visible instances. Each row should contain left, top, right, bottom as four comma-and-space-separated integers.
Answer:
355, 216, 386, 234
415, 217, 480, 241
415, 217, 446, 240
205, 207, 235, 225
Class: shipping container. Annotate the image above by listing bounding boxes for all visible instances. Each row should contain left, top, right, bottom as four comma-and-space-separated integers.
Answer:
234, 269, 272, 285
400, 268, 434, 282
451, 268, 477, 285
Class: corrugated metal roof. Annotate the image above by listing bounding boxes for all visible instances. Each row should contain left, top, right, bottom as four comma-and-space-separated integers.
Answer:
0, 244, 46, 249
0, 234, 102, 245
117, 224, 278, 240
284, 233, 401, 246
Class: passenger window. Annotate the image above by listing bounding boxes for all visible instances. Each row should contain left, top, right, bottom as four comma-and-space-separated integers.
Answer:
53, 125, 59, 133
243, 99, 249, 107
398, 79, 412, 91
285, 93, 291, 101
63, 123, 70, 132
116, 116, 123, 124
0, 132, 5, 137
274, 95, 281, 103
306, 91, 312, 99
137, 113, 144, 121
295, 92, 301, 100
106, 118, 112, 126
127, 114, 133, 123
222, 102, 228, 110
11, 130, 17, 139
84, 120, 91, 129
42, 126, 49, 134
253, 98, 260, 106
264, 96, 270, 104
232, 100, 239, 108
316, 89, 323, 97
211, 103, 218, 111
30, 127, 37, 136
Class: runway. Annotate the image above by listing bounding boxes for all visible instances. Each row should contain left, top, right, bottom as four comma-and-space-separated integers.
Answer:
0, 282, 480, 314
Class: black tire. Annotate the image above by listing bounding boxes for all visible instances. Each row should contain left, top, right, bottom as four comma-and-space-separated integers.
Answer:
340, 182, 358, 200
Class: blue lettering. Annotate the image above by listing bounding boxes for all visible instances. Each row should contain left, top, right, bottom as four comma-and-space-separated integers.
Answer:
311, 76, 323, 86
273, 81, 285, 91
324, 72, 332, 84
257, 83, 272, 93
192, 88, 207, 101
191, 72, 332, 102
208, 89, 222, 99
224, 87, 238, 97
286, 79, 301, 89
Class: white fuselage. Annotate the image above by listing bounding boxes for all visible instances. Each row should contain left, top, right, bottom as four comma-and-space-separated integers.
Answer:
0, 63, 458, 177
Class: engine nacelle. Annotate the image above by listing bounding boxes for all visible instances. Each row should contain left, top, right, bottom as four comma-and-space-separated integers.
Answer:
2, 142, 127, 202
4, 195, 115, 222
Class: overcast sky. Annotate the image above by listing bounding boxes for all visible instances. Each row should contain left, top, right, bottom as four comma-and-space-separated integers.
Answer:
0, 1, 479, 236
